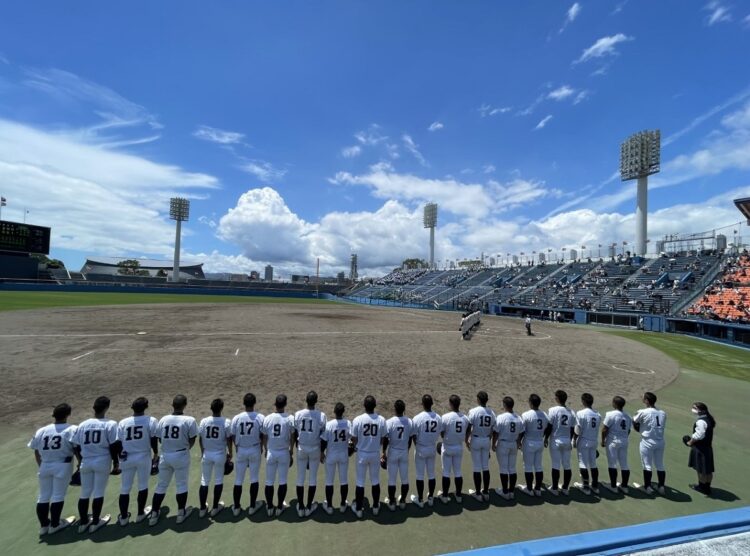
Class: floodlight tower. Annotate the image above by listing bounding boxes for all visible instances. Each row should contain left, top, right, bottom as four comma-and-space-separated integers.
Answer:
169, 197, 190, 282
620, 130, 660, 257
423, 202, 438, 269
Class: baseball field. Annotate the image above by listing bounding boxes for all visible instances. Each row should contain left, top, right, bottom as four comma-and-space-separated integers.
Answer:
1, 292, 748, 555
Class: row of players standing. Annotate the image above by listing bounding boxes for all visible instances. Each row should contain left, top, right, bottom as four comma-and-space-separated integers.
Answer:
30, 387, 690, 536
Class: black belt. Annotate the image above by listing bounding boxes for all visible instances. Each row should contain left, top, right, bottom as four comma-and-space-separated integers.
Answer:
174, 448, 187, 452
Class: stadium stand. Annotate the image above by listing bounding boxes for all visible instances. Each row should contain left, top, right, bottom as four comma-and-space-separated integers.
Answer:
687, 250, 750, 324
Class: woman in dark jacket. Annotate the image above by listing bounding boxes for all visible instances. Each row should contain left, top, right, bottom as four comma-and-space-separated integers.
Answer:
686, 402, 716, 495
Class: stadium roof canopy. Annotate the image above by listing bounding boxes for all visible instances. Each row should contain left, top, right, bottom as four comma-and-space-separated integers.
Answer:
83, 256, 203, 269
734, 197, 750, 224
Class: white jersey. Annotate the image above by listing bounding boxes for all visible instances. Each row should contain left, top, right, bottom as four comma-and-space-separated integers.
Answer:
494, 412, 523, 443
548, 405, 576, 441
262, 412, 294, 452
521, 409, 549, 442
158, 414, 198, 453
294, 408, 327, 451
412, 411, 443, 448
118, 415, 158, 455
73, 418, 118, 459
603, 410, 632, 442
633, 407, 666, 443
351, 412, 387, 452
28, 423, 77, 463
230, 411, 265, 449
322, 418, 351, 454
199, 416, 231, 453
575, 408, 602, 444
468, 406, 496, 438
442, 411, 469, 446
385, 416, 412, 451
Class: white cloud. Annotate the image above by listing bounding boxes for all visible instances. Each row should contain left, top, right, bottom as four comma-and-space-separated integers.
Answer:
547, 85, 576, 101
0, 53, 9, 65
479, 103, 511, 117
744, 14, 750, 27
193, 125, 245, 145
483, 164, 496, 174
0, 119, 217, 256
354, 124, 388, 146
402, 134, 428, 166
705, 2, 732, 25
198, 215, 217, 228
239, 160, 287, 182
341, 145, 362, 158
574, 33, 633, 64
534, 115, 553, 130
573, 90, 590, 104
559, 3, 582, 33
428, 121, 444, 132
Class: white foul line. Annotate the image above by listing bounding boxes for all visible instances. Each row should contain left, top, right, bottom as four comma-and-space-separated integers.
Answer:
234, 348, 240, 356
71, 351, 94, 361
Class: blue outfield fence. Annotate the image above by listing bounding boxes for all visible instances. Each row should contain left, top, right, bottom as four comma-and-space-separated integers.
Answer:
440, 506, 750, 556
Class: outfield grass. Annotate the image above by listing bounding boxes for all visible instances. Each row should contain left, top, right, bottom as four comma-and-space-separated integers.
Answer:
608, 330, 750, 382
0, 291, 332, 312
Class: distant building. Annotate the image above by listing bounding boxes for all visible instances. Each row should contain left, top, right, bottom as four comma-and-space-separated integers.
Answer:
249, 270, 260, 281
264, 264, 274, 282
81, 256, 204, 279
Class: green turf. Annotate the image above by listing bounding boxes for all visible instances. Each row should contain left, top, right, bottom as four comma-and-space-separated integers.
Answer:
2, 325, 748, 555
607, 330, 750, 382
0, 291, 331, 312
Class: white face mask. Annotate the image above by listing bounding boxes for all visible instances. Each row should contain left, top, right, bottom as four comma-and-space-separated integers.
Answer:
691, 408, 700, 415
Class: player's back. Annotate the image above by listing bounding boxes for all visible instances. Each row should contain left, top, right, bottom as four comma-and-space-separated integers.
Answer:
442, 411, 469, 445
468, 406, 496, 438
603, 410, 632, 442
230, 411, 264, 448
385, 415, 412, 451
352, 412, 386, 452
495, 412, 523, 442
200, 416, 231, 453
30, 423, 77, 463
294, 408, 327, 450
548, 405, 576, 440
119, 415, 158, 455
324, 418, 351, 453
635, 407, 666, 443
521, 409, 549, 442
75, 417, 118, 459
158, 414, 198, 452
576, 408, 601, 443
413, 411, 442, 447
262, 412, 293, 452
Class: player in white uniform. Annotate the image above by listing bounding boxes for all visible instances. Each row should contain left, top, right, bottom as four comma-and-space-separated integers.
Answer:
382, 400, 412, 511
261, 394, 295, 517
411, 394, 442, 508
601, 396, 632, 494
466, 391, 496, 501
546, 390, 577, 495
117, 397, 158, 526
350, 395, 387, 518
198, 399, 231, 518
492, 396, 523, 500
229, 393, 265, 516
72, 396, 119, 534
439, 395, 469, 504
293, 391, 327, 517
148, 394, 198, 526
519, 394, 549, 497
320, 403, 351, 514
29, 403, 77, 536
574, 393, 601, 495
633, 391, 667, 495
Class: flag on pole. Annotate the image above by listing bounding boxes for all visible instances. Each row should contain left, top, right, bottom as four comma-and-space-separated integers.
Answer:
0, 197, 6, 206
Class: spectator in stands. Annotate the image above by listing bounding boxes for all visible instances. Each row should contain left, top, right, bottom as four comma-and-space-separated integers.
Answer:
685, 402, 716, 496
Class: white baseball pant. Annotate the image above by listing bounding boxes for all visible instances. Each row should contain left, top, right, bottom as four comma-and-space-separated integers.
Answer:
120, 451, 151, 494
201, 450, 227, 487
387, 447, 409, 485
324, 450, 349, 486
80, 456, 111, 499
549, 437, 573, 470
234, 446, 262, 485
355, 451, 380, 487
522, 439, 544, 473
37, 461, 74, 503
470, 436, 491, 472
296, 447, 321, 487
605, 440, 629, 470
441, 444, 464, 477
265, 450, 291, 486
496, 441, 518, 474
414, 446, 436, 481
639, 440, 665, 472
155, 451, 191, 495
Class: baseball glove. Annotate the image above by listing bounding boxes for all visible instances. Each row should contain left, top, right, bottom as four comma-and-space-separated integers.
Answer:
224, 459, 234, 476
69, 469, 81, 486
682, 435, 691, 446
348, 444, 357, 457
435, 442, 443, 455
380, 454, 387, 470
150, 460, 159, 476
595, 450, 600, 459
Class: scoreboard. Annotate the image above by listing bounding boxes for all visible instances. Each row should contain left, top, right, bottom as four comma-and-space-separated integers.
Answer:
0, 220, 51, 255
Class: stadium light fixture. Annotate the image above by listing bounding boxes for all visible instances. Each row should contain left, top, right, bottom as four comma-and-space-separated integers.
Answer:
423, 203, 438, 269
169, 197, 190, 282
620, 130, 660, 257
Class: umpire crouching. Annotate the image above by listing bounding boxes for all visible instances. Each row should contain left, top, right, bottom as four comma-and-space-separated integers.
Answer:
684, 402, 716, 496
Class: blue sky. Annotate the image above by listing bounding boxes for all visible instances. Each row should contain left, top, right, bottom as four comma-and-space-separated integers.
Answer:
1, 1, 749, 277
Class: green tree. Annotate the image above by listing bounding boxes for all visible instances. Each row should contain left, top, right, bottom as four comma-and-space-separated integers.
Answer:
400, 258, 427, 270
30, 254, 66, 269
116, 259, 149, 276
